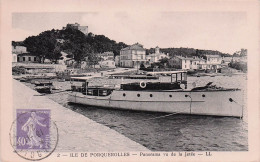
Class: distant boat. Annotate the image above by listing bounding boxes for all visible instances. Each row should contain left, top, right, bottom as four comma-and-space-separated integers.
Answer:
68, 71, 243, 118
34, 86, 52, 94
108, 74, 158, 79
34, 81, 53, 86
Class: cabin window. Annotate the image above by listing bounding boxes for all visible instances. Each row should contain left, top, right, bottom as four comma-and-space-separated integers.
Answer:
28, 57, 31, 61
98, 90, 108, 96
150, 94, 153, 97
34, 57, 36, 61
123, 93, 126, 97
137, 94, 140, 97
202, 94, 205, 97
169, 95, 172, 97
87, 90, 93, 95
87, 89, 111, 96
23, 57, 25, 61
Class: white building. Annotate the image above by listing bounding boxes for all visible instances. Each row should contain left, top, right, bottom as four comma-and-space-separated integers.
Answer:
12, 45, 28, 63
120, 43, 146, 68
146, 46, 169, 63
97, 52, 114, 61
171, 56, 206, 70
12, 53, 18, 62
99, 60, 116, 68
17, 53, 39, 63
12, 45, 27, 54
115, 55, 120, 66
65, 58, 75, 66
63, 23, 88, 35
198, 55, 222, 70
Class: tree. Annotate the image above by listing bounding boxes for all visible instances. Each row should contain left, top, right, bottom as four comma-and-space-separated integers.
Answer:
19, 27, 129, 66
23, 31, 62, 63
50, 43, 62, 63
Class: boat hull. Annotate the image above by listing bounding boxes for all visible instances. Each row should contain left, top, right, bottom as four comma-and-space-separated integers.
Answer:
68, 90, 244, 117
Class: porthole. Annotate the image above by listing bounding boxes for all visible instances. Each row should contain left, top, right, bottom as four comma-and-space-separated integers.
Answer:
137, 94, 140, 97
169, 95, 172, 97
123, 93, 126, 97
202, 94, 205, 97
150, 94, 153, 97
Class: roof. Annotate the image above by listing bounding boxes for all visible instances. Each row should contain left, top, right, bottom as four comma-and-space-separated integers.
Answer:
17, 53, 36, 56
71, 76, 102, 81
198, 63, 221, 65
121, 43, 145, 51
66, 58, 75, 61
24, 66, 54, 69
97, 52, 114, 57
175, 56, 203, 61
147, 71, 186, 75
147, 53, 168, 57
12, 45, 27, 49
205, 55, 221, 58
222, 57, 233, 61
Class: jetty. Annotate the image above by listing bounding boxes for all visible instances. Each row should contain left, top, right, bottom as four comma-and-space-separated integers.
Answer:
13, 79, 149, 152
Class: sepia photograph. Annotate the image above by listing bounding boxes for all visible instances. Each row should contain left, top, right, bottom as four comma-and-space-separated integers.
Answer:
1, 0, 259, 162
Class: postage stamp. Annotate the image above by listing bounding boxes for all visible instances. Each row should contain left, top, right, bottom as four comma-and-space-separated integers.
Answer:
9, 109, 58, 161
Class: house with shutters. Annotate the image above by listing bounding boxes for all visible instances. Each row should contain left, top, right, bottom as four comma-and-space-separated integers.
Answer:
120, 43, 146, 68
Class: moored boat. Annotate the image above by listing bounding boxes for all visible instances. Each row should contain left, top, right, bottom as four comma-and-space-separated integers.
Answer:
68, 71, 244, 118
35, 86, 52, 94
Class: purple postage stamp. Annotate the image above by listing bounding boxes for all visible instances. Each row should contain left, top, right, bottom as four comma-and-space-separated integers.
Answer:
10, 109, 58, 160
16, 109, 51, 150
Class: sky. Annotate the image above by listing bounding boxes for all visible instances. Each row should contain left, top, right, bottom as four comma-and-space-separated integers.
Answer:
12, 12, 247, 54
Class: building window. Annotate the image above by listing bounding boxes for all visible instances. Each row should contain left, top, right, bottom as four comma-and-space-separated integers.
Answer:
23, 57, 25, 61
28, 57, 31, 61
34, 57, 36, 61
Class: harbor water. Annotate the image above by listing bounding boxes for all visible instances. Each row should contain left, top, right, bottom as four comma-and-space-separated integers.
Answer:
23, 74, 248, 151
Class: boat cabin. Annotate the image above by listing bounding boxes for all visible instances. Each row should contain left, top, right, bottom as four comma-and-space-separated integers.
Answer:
87, 88, 113, 96
121, 71, 187, 91
70, 71, 187, 96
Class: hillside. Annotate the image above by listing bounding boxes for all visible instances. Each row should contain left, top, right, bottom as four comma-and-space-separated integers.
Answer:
146, 47, 231, 57
20, 28, 128, 63
14, 27, 232, 64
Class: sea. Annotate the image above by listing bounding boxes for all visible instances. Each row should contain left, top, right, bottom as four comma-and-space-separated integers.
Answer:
24, 74, 248, 151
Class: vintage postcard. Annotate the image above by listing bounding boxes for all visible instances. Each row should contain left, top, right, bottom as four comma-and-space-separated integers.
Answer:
1, 0, 259, 161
